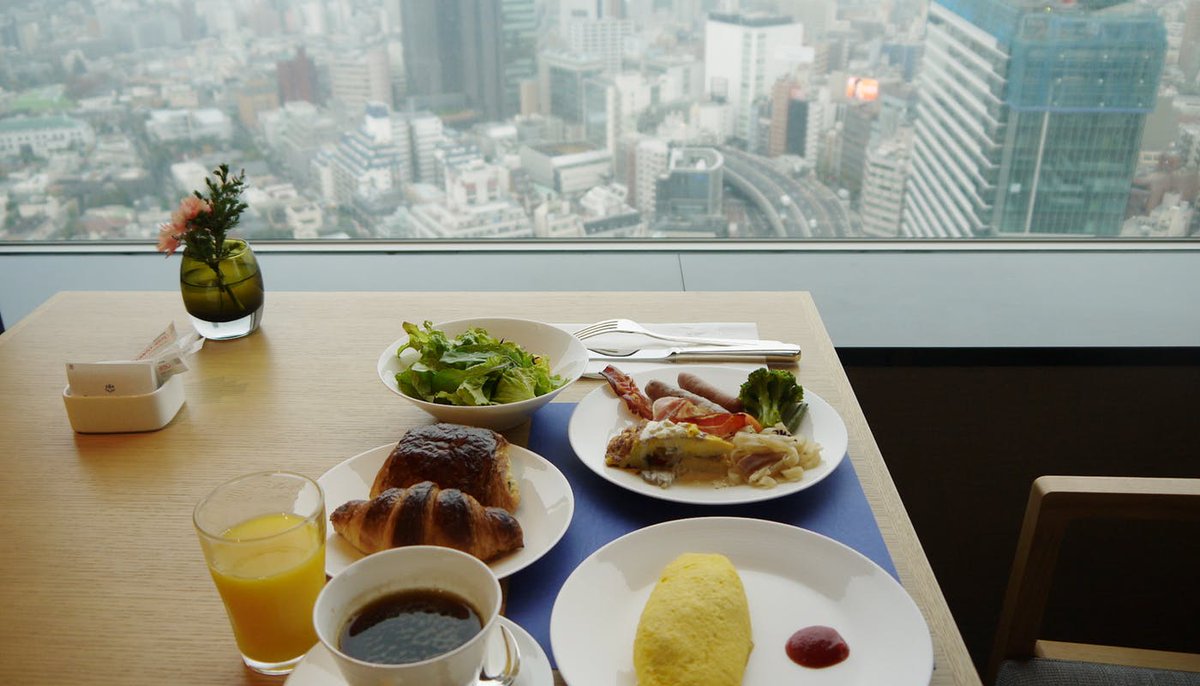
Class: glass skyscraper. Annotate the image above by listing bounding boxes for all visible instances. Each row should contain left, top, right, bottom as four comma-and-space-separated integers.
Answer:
903, 0, 1166, 237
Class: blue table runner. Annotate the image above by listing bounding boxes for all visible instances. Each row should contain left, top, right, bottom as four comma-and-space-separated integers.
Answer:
505, 402, 895, 667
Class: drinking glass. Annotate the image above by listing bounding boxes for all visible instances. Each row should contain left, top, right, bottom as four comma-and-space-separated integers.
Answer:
194, 471, 326, 675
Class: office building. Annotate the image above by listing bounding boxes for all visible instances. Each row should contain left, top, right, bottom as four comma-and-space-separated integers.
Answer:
768, 77, 824, 167
277, 47, 319, 104
902, 0, 1166, 238
145, 109, 232, 143
541, 52, 606, 126
655, 147, 725, 232
860, 130, 912, 237
633, 137, 670, 220
0, 116, 95, 158
704, 12, 807, 143
519, 142, 612, 195
1181, 0, 1200, 81
401, 0, 535, 121
261, 101, 340, 185
311, 103, 409, 206
399, 1, 464, 98
329, 46, 393, 113
837, 99, 881, 200
568, 18, 633, 74
406, 112, 445, 185
581, 72, 656, 155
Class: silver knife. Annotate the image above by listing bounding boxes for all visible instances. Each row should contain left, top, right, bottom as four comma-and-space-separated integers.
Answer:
589, 343, 801, 361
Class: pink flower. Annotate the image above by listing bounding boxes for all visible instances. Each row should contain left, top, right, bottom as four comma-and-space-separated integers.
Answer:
171, 196, 210, 227
179, 195, 210, 221
157, 225, 182, 256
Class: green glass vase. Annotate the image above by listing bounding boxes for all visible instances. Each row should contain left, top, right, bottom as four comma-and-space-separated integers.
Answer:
180, 238, 265, 340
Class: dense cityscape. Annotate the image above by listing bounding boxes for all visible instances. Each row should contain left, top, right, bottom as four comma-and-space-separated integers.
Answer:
1, 0, 1198, 242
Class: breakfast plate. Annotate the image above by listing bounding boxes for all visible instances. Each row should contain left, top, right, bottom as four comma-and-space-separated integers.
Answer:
567, 365, 848, 504
550, 517, 933, 686
285, 616, 554, 686
318, 443, 574, 579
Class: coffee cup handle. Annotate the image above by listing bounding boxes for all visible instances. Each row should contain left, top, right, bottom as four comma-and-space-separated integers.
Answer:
478, 623, 521, 685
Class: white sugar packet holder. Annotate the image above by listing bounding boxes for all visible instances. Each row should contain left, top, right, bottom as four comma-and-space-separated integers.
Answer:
63, 323, 204, 433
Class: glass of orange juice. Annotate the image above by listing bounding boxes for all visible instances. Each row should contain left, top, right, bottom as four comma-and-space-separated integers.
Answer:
194, 471, 326, 675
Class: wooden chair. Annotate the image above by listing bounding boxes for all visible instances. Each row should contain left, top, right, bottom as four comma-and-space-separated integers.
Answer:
988, 476, 1200, 685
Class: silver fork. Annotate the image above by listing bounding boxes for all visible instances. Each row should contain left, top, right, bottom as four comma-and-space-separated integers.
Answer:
572, 318, 766, 347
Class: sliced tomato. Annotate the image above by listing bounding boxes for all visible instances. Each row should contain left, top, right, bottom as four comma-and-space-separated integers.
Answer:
599, 365, 653, 419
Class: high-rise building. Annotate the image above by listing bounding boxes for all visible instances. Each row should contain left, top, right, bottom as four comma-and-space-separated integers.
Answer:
1181, 0, 1200, 82
655, 147, 725, 226
541, 52, 606, 126
902, 0, 1166, 237
276, 47, 318, 104
399, 1, 464, 98
861, 129, 913, 237
634, 137, 670, 220
329, 47, 393, 113
312, 103, 408, 206
403, 0, 536, 122
568, 18, 633, 74
837, 99, 881, 200
704, 12, 807, 143
582, 72, 655, 155
767, 77, 824, 167
459, 0, 537, 121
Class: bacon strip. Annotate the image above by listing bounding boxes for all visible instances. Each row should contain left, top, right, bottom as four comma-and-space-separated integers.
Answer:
599, 365, 653, 419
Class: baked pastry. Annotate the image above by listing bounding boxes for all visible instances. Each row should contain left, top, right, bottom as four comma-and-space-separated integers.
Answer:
371, 423, 520, 512
331, 482, 524, 562
634, 553, 753, 686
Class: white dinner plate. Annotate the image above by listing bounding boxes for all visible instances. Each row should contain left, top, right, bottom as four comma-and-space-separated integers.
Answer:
318, 443, 574, 579
567, 365, 848, 505
550, 517, 933, 686
285, 616, 554, 686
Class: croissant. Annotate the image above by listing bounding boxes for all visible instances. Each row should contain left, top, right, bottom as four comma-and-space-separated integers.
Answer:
331, 481, 524, 562
371, 423, 520, 512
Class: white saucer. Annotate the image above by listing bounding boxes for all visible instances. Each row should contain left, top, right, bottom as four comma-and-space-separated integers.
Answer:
285, 616, 553, 686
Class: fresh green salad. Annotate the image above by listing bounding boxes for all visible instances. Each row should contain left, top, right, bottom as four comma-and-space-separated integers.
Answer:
394, 321, 566, 406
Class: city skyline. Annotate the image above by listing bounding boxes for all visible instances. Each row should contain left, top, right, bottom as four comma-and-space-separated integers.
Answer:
1, 0, 1198, 243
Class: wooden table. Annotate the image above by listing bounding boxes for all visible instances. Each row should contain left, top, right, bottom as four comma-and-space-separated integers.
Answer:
0, 291, 981, 685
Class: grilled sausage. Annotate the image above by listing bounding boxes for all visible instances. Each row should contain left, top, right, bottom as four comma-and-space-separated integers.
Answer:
678, 372, 744, 413
644, 380, 725, 414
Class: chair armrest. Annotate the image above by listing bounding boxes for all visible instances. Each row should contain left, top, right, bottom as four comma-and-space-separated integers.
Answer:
986, 476, 1200, 683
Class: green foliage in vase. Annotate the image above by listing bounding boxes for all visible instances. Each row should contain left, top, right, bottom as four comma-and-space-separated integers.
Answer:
156, 164, 249, 272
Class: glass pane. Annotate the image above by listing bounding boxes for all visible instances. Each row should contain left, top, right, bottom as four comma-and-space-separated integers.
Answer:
1, 0, 1195, 244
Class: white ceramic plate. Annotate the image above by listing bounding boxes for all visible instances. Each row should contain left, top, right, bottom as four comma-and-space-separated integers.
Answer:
285, 616, 554, 686
550, 517, 933, 686
318, 443, 574, 579
567, 365, 848, 505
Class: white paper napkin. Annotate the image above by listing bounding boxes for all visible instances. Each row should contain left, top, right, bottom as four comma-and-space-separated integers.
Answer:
557, 322, 762, 377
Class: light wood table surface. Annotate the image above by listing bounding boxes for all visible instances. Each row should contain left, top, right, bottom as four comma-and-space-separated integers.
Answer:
0, 291, 980, 685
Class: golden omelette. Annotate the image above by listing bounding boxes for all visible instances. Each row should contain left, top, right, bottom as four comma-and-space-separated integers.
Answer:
633, 553, 753, 686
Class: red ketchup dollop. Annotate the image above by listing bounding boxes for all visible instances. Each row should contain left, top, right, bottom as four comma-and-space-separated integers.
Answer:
786, 625, 850, 668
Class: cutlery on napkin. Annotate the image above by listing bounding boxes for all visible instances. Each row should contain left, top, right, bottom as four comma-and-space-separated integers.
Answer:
588, 342, 801, 362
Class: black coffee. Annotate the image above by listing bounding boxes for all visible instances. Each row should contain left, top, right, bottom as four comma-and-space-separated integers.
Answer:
338, 588, 483, 665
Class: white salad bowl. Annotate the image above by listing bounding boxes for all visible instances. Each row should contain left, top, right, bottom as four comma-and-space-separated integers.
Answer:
377, 317, 589, 431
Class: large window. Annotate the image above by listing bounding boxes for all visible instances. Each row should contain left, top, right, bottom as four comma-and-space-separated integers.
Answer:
1, 0, 1197, 243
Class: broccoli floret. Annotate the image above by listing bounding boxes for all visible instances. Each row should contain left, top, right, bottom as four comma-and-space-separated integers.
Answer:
738, 368, 807, 433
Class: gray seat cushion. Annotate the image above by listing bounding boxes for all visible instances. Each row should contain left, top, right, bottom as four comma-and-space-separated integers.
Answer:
997, 658, 1200, 686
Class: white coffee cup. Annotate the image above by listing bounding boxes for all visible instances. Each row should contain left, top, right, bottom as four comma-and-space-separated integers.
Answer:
313, 546, 520, 686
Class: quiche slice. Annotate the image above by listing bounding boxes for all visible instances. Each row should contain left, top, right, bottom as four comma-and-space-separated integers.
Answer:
605, 420, 734, 479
